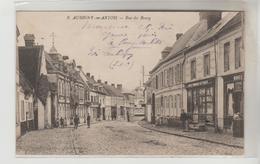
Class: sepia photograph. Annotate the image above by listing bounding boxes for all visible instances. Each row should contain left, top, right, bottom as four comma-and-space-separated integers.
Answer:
16, 11, 245, 156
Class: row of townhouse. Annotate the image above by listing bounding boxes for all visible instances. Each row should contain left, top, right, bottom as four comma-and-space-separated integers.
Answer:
16, 29, 136, 138
146, 12, 244, 135
16, 32, 54, 139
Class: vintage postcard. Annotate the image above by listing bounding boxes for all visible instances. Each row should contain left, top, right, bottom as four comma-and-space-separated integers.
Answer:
16, 11, 244, 156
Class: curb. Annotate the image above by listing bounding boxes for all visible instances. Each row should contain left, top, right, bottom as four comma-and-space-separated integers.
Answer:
138, 121, 243, 149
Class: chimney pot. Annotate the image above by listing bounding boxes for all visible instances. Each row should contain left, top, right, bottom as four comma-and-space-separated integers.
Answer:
86, 73, 90, 77
176, 33, 183, 40
77, 65, 82, 70
111, 83, 115, 87
91, 75, 94, 79
104, 81, 108, 84
24, 34, 35, 47
63, 56, 69, 60
199, 12, 222, 29
97, 79, 101, 83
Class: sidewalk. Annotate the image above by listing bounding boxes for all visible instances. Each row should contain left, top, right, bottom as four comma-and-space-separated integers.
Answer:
138, 121, 243, 149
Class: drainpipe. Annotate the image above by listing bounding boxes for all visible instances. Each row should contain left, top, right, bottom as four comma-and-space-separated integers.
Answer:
213, 37, 219, 132
181, 51, 187, 112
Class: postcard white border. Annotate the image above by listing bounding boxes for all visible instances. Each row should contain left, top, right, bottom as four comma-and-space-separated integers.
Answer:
0, 0, 259, 164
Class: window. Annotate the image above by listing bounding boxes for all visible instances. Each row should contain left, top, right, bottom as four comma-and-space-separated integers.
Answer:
164, 70, 167, 87
204, 54, 210, 76
235, 37, 242, 69
160, 72, 163, 89
224, 42, 230, 72
172, 66, 175, 85
21, 100, 25, 121
169, 67, 173, 86
191, 59, 196, 80
167, 68, 170, 87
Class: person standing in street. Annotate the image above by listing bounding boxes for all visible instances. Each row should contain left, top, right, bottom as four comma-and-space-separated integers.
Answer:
126, 111, 130, 122
60, 117, 64, 128
87, 113, 91, 128
180, 109, 187, 131
74, 114, 79, 129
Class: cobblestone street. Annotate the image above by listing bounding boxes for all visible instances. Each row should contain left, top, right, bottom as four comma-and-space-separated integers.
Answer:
16, 120, 243, 155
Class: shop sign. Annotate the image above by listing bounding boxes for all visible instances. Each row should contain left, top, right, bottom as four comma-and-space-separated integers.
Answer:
186, 79, 212, 88
233, 74, 243, 81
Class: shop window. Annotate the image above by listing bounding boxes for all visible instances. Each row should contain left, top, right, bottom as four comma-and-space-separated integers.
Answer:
191, 59, 196, 80
204, 53, 210, 76
235, 37, 242, 69
224, 42, 230, 72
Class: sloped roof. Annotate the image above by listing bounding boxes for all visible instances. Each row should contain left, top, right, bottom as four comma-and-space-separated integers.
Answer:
150, 20, 207, 73
121, 87, 134, 95
150, 12, 241, 74
18, 45, 44, 89
85, 75, 96, 84
49, 45, 58, 53
45, 52, 60, 73
46, 52, 84, 84
78, 70, 90, 90
189, 12, 239, 48
102, 83, 124, 97
19, 71, 33, 94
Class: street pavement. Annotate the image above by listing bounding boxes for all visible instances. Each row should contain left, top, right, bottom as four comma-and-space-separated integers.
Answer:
16, 120, 243, 156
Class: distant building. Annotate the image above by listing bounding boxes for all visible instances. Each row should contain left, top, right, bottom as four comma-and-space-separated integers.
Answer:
132, 86, 145, 116
46, 47, 85, 126
102, 82, 125, 120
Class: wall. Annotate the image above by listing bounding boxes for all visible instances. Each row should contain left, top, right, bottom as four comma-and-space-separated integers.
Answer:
38, 98, 45, 130
216, 28, 243, 129
185, 42, 216, 83
44, 93, 52, 128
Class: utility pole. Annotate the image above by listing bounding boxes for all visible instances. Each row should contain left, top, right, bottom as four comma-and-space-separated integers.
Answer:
142, 65, 145, 86
50, 32, 56, 46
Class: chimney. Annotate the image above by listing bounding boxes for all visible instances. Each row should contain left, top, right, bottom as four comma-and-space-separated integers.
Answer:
104, 81, 108, 84
86, 73, 90, 77
111, 83, 115, 87
24, 34, 35, 47
63, 56, 69, 60
199, 12, 222, 29
77, 65, 82, 70
91, 75, 94, 80
117, 84, 122, 91
176, 33, 183, 40
97, 79, 101, 83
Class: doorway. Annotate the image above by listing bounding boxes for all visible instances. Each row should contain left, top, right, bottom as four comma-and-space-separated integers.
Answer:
151, 93, 155, 124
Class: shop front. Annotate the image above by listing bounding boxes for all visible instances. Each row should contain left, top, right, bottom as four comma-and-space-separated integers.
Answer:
186, 78, 215, 126
223, 73, 244, 137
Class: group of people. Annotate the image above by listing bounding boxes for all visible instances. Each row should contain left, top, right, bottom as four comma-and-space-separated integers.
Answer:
180, 109, 192, 131
57, 113, 91, 129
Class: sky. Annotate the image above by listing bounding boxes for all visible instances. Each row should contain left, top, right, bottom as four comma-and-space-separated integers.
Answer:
17, 11, 200, 90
